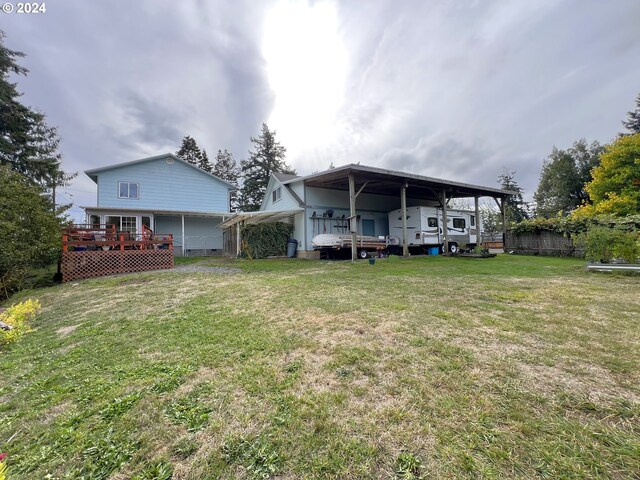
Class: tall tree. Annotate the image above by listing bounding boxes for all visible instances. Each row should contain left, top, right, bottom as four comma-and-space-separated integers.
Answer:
574, 133, 640, 217
498, 170, 529, 224
534, 139, 603, 217
0, 31, 71, 208
213, 149, 240, 211
622, 93, 640, 134
176, 135, 203, 166
198, 148, 213, 174
239, 123, 295, 211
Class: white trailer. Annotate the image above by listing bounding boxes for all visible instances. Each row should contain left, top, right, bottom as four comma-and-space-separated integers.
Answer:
388, 206, 480, 253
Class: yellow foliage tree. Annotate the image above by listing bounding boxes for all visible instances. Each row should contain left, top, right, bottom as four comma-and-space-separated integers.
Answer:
573, 133, 640, 217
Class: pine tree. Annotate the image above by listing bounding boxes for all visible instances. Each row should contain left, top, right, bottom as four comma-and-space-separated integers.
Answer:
213, 149, 240, 211
0, 30, 72, 211
198, 149, 213, 173
239, 123, 295, 211
622, 93, 640, 134
498, 170, 529, 224
176, 135, 202, 166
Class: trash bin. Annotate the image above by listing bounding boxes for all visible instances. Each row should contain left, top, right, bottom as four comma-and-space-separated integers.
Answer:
287, 238, 298, 258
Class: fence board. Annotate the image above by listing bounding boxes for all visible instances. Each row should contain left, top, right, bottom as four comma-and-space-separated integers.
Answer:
505, 231, 583, 257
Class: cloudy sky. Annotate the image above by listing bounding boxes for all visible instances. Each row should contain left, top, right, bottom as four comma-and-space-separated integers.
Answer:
4, 0, 639, 220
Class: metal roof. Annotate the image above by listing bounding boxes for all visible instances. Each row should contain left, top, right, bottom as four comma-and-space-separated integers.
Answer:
219, 209, 303, 228
273, 172, 300, 182
84, 153, 237, 189
281, 163, 514, 199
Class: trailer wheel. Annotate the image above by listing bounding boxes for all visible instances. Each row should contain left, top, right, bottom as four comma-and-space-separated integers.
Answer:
358, 249, 368, 259
449, 243, 459, 253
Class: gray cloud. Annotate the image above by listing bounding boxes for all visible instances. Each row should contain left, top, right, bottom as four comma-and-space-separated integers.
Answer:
3, 0, 639, 220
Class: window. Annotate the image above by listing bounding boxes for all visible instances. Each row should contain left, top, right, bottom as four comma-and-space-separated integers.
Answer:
453, 218, 466, 229
428, 217, 438, 227
272, 186, 282, 203
121, 217, 137, 234
470, 215, 475, 226
118, 181, 139, 199
89, 214, 100, 227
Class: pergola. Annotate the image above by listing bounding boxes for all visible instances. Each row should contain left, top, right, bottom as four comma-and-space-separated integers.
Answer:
282, 164, 514, 261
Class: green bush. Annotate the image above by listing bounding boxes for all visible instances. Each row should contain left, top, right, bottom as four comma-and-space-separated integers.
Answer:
574, 227, 640, 263
0, 166, 61, 299
241, 222, 294, 259
0, 299, 41, 347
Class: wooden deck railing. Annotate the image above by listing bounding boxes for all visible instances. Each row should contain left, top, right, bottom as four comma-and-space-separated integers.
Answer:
62, 224, 173, 252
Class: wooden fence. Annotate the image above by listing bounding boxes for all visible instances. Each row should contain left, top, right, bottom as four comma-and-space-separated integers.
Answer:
61, 224, 174, 281
505, 230, 583, 257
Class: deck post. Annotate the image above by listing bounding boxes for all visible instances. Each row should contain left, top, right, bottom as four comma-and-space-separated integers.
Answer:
474, 195, 481, 248
440, 191, 449, 253
349, 172, 357, 262
401, 182, 408, 257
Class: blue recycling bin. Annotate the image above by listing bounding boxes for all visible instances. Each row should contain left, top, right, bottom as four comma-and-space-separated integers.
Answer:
287, 238, 298, 258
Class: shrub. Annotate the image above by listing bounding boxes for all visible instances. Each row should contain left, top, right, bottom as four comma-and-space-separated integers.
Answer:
0, 166, 61, 299
574, 227, 640, 263
0, 299, 41, 346
241, 222, 294, 259
0, 453, 7, 480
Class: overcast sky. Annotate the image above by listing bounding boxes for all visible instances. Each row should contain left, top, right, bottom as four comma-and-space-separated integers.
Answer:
4, 0, 639, 220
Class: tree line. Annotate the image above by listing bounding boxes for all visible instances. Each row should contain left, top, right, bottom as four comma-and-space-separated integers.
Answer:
174, 122, 295, 212
483, 94, 640, 237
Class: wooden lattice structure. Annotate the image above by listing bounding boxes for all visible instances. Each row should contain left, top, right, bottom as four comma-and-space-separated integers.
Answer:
61, 224, 173, 282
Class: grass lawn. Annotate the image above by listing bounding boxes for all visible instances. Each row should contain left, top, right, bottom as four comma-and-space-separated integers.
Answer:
1, 255, 639, 479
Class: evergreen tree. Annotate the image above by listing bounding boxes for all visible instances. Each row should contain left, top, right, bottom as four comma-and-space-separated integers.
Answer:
622, 93, 640, 134
239, 123, 295, 211
213, 149, 240, 211
176, 135, 202, 166
0, 31, 71, 208
534, 139, 603, 217
198, 148, 213, 174
498, 170, 529, 224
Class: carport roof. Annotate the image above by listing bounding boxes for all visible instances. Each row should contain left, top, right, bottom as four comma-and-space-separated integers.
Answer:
219, 209, 303, 228
281, 163, 514, 199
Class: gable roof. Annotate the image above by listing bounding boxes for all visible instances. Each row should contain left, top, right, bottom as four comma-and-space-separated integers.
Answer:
84, 153, 237, 189
273, 172, 300, 182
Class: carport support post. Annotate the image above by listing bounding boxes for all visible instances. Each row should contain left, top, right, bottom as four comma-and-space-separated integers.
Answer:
401, 182, 408, 257
349, 173, 357, 262
501, 198, 507, 250
236, 221, 241, 257
474, 195, 481, 247
440, 191, 449, 253
181, 214, 185, 257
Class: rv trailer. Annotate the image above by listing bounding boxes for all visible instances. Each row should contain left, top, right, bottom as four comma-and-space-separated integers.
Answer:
388, 206, 481, 253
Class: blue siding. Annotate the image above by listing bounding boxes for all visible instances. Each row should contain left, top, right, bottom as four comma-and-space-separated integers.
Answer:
96, 158, 231, 212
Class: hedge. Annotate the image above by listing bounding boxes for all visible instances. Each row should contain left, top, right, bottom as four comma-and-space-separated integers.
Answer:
510, 214, 640, 235
241, 222, 294, 259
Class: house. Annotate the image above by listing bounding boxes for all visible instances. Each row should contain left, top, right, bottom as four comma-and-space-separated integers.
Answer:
220, 164, 513, 259
83, 153, 236, 256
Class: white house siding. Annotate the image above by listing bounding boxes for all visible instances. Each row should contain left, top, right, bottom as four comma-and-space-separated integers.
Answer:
96, 157, 230, 212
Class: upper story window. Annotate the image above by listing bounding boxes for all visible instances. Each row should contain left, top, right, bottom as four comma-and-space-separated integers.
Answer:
118, 181, 139, 199
272, 186, 282, 203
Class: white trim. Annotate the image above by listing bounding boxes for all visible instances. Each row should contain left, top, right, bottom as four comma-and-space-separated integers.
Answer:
117, 181, 140, 199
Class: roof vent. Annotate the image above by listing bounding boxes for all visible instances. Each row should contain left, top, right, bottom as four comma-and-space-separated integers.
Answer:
166, 157, 175, 165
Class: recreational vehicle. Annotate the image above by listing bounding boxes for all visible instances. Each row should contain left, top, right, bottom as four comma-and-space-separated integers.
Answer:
388, 206, 480, 253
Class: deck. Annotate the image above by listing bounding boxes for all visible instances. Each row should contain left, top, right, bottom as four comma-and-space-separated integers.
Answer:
61, 224, 174, 282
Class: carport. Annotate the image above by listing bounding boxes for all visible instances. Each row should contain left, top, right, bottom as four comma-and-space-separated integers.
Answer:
292, 164, 514, 261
